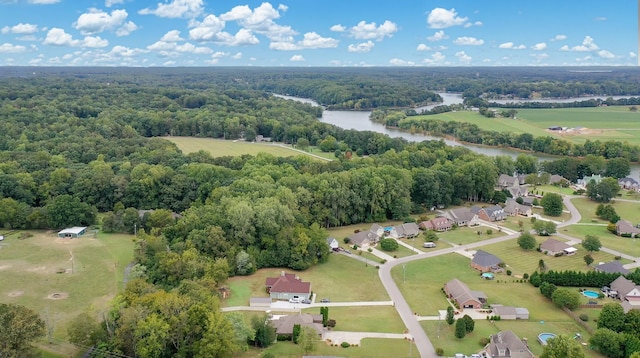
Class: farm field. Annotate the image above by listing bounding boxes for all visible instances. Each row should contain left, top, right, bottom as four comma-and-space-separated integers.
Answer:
0, 230, 134, 356
224, 253, 387, 307
164, 136, 332, 160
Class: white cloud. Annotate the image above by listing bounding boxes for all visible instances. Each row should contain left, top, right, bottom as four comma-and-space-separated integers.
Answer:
349, 20, 398, 41
82, 36, 109, 48
231, 52, 242, 59
531, 42, 547, 51
289, 54, 304, 62
161, 30, 183, 42
330, 24, 346, 32
455, 51, 471, 64
116, 21, 138, 37
416, 44, 431, 51
453, 36, 483, 46
499, 42, 513, 49
389, 58, 415, 66
464, 21, 482, 28
215, 28, 260, 46
348, 40, 374, 53
551, 34, 566, 41
2, 23, 39, 34
188, 15, 226, 41
147, 40, 176, 51
211, 51, 229, 58
43, 28, 108, 48
74, 9, 132, 35
427, 8, 467, 29
594, 17, 607, 21
0, 43, 27, 53
427, 30, 447, 42
597, 50, 614, 59
424, 51, 445, 64
560, 36, 599, 52
630, 52, 637, 58
530, 53, 549, 62
270, 32, 338, 50
28, 0, 60, 3
105, 0, 124, 7
174, 42, 211, 54
220, 2, 295, 41
139, 0, 203, 19
109, 45, 144, 57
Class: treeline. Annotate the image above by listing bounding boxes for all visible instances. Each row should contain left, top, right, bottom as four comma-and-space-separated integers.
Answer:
486, 96, 640, 109
529, 270, 626, 288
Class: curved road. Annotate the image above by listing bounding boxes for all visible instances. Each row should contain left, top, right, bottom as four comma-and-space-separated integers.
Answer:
377, 195, 585, 357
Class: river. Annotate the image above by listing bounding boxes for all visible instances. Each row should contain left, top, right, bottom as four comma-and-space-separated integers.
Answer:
274, 93, 640, 177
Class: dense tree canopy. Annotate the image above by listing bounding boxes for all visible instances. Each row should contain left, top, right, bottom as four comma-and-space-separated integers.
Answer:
0, 303, 45, 357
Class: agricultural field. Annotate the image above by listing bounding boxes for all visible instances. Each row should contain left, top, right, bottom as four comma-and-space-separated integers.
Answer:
0, 230, 134, 356
164, 136, 333, 160
423, 106, 640, 145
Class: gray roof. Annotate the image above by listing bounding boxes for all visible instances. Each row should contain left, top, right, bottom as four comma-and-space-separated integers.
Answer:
540, 238, 571, 253
549, 174, 565, 183
394, 222, 420, 237
619, 177, 639, 185
447, 207, 477, 223
444, 279, 485, 306
616, 220, 640, 235
486, 331, 534, 358
504, 198, 530, 215
611, 276, 637, 297
596, 261, 630, 275
272, 314, 323, 335
472, 250, 502, 268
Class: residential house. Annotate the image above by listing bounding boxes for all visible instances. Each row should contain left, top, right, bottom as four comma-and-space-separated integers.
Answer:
471, 205, 506, 222
610, 276, 640, 312
419, 217, 452, 231
471, 250, 502, 272
482, 330, 534, 358
255, 135, 272, 142
265, 272, 311, 301
594, 261, 629, 275
272, 314, 324, 337
578, 174, 603, 186
522, 197, 535, 206
387, 223, 420, 239
549, 174, 567, 185
539, 238, 577, 256
57, 227, 87, 238
619, 177, 639, 191
507, 186, 529, 198
504, 198, 532, 217
498, 174, 519, 188
616, 220, 640, 238
443, 208, 479, 227
490, 305, 530, 320
348, 223, 384, 248
326, 237, 339, 251
444, 279, 487, 309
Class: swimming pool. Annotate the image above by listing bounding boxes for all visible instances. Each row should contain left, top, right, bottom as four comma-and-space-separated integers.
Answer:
538, 333, 557, 345
582, 290, 599, 298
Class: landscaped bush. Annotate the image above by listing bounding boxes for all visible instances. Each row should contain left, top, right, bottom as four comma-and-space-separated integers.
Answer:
579, 314, 589, 322
479, 337, 490, 346
343, 237, 350, 244
506, 270, 512, 276
379, 238, 399, 252
435, 347, 444, 356
341, 342, 350, 348
523, 273, 529, 279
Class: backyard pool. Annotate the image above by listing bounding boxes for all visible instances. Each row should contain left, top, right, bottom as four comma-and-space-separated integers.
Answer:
538, 333, 557, 345
582, 290, 599, 298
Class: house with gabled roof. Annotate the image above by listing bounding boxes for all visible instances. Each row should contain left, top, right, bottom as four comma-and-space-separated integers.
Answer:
388, 222, 420, 239
539, 238, 577, 256
498, 174, 519, 188
444, 278, 487, 309
326, 237, 339, 251
272, 314, 324, 337
507, 186, 529, 198
471, 250, 502, 272
610, 276, 640, 312
619, 177, 639, 191
443, 208, 479, 227
549, 174, 567, 185
419, 217, 452, 232
616, 220, 640, 238
482, 330, 534, 358
348, 223, 384, 248
471, 205, 506, 222
266, 272, 311, 301
594, 261, 629, 275
504, 198, 532, 217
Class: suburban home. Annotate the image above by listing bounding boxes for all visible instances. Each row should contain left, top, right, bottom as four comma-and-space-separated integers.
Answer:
490, 305, 530, 320
471, 250, 503, 272
348, 223, 384, 248
419, 217, 452, 232
616, 220, 640, 238
578, 174, 603, 186
482, 330, 534, 358
57, 227, 87, 238
471, 205, 506, 222
504, 198, 532, 217
265, 272, 311, 301
444, 278, 487, 309
549, 174, 568, 185
610, 276, 640, 312
326, 237, 339, 251
521, 197, 535, 206
387, 223, 420, 239
254, 135, 272, 142
619, 177, 639, 191
271, 314, 324, 337
594, 261, 629, 275
507, 186, 529, 198
539, 238, 577, 256
498, 174, 519, 188
443, 208, 479, 227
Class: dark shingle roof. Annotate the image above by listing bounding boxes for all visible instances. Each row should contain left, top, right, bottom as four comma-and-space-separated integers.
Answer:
472, 250, 501, 268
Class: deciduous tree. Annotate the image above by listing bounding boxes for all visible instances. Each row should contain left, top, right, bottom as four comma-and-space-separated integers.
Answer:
582, 235, 602, 252
541, 334, 585, 358
517, 232, 536, 250
0, 303, 45, 357
541, 193, 563, 216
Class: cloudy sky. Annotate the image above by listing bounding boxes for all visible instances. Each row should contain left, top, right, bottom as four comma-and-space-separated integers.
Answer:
0, 0, 636, 67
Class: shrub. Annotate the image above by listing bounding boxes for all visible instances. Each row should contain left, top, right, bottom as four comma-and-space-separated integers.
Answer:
379, 238, 399, 252
341, 342, 350, 348
343, 237, 350, 244
614, 255, 621, 260
506, 270, 512, 276
262, 353, 275, 358
523, 273, 529, 279
579, 314, 589, 322
479, 337, 490, 346
435, 348, 444, 356
486, 229, 493, 235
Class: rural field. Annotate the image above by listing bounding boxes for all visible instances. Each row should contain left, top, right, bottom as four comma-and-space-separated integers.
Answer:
164, 136, 335, 160
0, 230, 134, 356
421, 106, 640, 145
239, 337, 416, 358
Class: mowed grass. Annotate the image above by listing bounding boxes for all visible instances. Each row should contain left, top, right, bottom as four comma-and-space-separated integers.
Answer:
0, 230, 134, 354
562, 224, 640, 258
240, 338, 416, 358
164, 136, 328, 160
224, 253, 387, 307
571, 197, 640, 224
302, 306, 406, 333
437, 227, 503, 246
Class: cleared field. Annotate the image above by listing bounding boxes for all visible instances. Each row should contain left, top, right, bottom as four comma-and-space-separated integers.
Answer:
164, 136, 330, 160
0, 230, 134, 355
240, 337, 415, 358
437, 226, 503, 246
562, 224, 640, 257
224, 253, 387, 307
302, 306, 406, 333
571, 197, 640, 224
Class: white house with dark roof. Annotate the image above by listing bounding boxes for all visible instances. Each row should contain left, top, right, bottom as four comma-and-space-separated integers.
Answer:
610, 276, 640, 312
619, 177, 639, 191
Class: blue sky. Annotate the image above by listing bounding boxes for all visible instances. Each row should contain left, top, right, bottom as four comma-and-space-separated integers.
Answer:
0, 0, 636, 67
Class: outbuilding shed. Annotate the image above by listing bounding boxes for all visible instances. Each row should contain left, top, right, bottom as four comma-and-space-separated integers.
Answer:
57, 227, 87, 238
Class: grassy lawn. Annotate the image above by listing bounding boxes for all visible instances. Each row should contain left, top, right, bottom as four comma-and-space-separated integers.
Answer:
385, 241, 418, 258
302, 306, 406, 333
437, 227, 504, 246
0, 230, 134, 356
240, 337, 415, 358
224, 253, 388, 307
572, 197, 640, 224
532, 185, 576, 196
562, 224, 640, 258
421, 320, 498, 357
164, 136, 328, 161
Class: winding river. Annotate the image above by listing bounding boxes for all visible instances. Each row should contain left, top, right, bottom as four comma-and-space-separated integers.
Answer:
275, 93, 640, 177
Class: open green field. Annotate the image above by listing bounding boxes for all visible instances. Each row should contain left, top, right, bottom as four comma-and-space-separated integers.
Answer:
224, 253, 387, 307
164, 136, 332, 160
562, 224, 640, 258
0, 230, 134, 356
239, 337, 416, 358
571, 197, 640, 224
302, 306, 406, 333
419, 106, 640, 145
437, 226, 503, 246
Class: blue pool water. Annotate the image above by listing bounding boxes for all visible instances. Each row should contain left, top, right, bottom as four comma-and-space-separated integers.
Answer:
582, 290, 599, 298
538, 333, 557, 345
